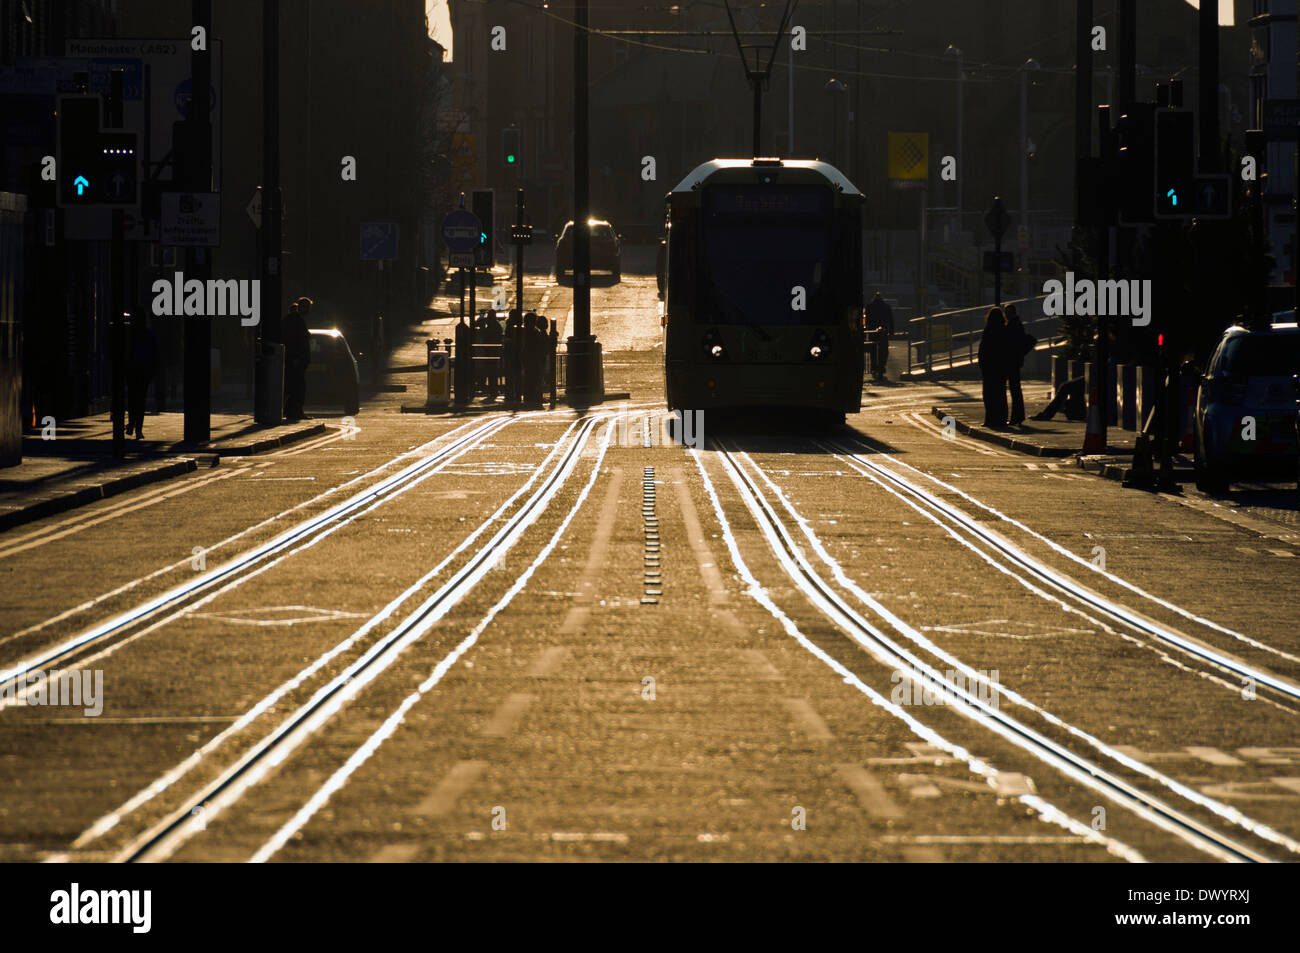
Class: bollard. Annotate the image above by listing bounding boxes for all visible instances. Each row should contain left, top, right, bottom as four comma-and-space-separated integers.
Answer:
1118, 363, 1138, 430
1052, 355, 1069, 392
1106, 359, 1118, 427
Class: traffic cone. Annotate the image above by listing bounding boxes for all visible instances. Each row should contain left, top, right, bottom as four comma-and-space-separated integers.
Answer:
1081, 374, 1106, 453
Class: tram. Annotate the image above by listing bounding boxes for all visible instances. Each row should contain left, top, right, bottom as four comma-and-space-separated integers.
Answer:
662, 158, 865, 422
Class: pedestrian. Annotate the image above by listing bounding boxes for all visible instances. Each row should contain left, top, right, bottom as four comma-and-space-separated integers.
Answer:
482, 310, 504, 399
521, 312, 539, 406
505, 310, 523, 403
126, 314, 159, 439
284, 298, 313, 421
978, 306, 1008, 428
1002, 304, 1036, 426
1032, 376, 1087, 421
865, 291, 894, 381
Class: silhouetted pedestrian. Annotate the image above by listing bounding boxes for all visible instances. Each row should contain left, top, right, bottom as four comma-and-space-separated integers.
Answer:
284, 298, 313, 421
865, 291, 894, 381
521, 312, 539, 406
481, 310, 503, 399
126, 315, 159, 439
1032, 377, 1087, 421
505, 310, 523, 403
1003, 304, 1036, 425
978, 306, 1008, 427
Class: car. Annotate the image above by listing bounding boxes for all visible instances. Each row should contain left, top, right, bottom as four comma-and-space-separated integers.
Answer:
306, 328, 361, 416
555, 218, 621, 281
1193, 322, 1300, 493
655, 237, 666, 300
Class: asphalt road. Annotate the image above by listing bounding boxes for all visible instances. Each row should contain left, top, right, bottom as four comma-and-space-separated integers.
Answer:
1, 250, 1298, 864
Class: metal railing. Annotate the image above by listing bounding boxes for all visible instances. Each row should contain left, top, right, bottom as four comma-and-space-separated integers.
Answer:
905, 295, 1067, 375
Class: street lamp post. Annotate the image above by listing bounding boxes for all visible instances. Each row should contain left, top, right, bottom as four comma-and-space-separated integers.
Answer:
1020, 57, 1041, 299
825, 78, 848, 169
945, 44, 963, 228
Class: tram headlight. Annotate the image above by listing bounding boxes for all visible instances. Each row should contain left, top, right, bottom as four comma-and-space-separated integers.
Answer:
807, 329, 831, 360
703, 329, 726, 360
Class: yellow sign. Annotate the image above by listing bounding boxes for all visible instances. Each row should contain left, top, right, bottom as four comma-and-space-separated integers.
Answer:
451, 133, 477, 189
888, 132, 929, 180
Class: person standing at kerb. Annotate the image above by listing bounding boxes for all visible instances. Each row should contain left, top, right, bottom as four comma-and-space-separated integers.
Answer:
283, 298, 313, 422
978, 307, 1008, 428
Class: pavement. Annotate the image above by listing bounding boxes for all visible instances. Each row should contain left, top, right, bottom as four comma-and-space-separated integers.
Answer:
923, 378, 1197, 485
0, 412, 325, 532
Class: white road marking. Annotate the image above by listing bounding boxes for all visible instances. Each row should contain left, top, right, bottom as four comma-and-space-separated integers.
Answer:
414, 760, 489, 817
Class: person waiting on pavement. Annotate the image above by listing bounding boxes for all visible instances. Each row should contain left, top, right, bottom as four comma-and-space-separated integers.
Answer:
1031, 376, 1087, 421
284, 298, 313, 422
1002, 304, 1036, 426
126, 314, 159, 439
864, 291, 894, 381
521, 312, 540, 407
481, 310, 503, 400
978, 307, 1009, 428
505, 310, 523, 403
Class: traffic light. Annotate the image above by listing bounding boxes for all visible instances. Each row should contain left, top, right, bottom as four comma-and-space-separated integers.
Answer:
1154, 108, 1195, 220
56, 95, 103, 208
56, 94, 139, 208
502, 127, 520, 168
1117, 103, 1155, 226
471, 188, 494, 267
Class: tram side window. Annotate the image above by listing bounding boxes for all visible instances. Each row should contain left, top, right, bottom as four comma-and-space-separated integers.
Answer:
666, 213, 699, 315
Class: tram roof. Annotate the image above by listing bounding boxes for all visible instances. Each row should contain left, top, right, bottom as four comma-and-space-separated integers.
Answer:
668, 158, 862, 196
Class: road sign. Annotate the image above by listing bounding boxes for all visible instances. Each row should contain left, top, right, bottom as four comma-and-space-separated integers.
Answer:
246, 187, 262, 228
31, 38, 225, 189
983, 250, 1014, 273
985, 197, 1010, 241
1191, 174, 1232, 219
1263, 99, 1300, 141
441, 209, 482, 253
449, 252, 475, 267
360, 222, 399, 261
161, 191, 220, 246
427, 348, 450, 408
887, 132, 929, 181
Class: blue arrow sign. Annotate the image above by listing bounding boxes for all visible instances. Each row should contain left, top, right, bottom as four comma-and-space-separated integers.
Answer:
74, 175, 89, 195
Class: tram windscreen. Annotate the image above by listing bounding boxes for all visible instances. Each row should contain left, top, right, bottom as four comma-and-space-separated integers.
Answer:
701, 184, 835, 325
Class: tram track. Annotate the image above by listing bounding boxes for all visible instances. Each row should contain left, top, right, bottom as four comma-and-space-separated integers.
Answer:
58, 415, 606, 862
702, 439, 1298, 862
823, 436, 1300, 702
0, 415, 514, 707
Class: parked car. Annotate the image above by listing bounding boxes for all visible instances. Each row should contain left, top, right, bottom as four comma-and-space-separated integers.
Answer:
555, 218, 621, 280
656, 236, 667, 300
306, 328, 361, 416
1193, 322, 1300, 493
